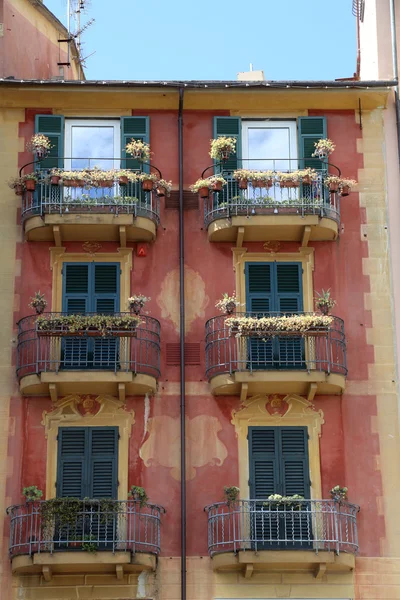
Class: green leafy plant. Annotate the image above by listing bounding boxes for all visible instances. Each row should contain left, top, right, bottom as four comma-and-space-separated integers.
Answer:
225, 314, 334, 337
215, 293, 239, 315
330, 485, 348, 500
265, 494, 305, 509
189, 178, 213, 193
22, 173, 39, 182
23, 485, 43, 501
315, 289, 336, 315
127, 294, 151, 314
36, 314, 142, 337
312, 138, 336, 158
82, 534, 98, 553
26, 134, 53, 154
128, 485, 148, 507
224, 486, 240, 503
156, 179, 173, 196
209, 137, 237, 161
28, 291, 47, 314
7, 176, 25, 190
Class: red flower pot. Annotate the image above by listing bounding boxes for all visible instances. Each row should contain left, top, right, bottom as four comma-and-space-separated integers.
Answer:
280, 181, 288, 189
156, 186, 166, 197
329, 182, 339, 192
142, 179, 154, 191
50, 175, 60, 185
100, 180, 113, 188
238, 179, 248, 190
15, 184, 24, 196
340, 185, 350, 196
25, 178, 36, 191
198, 187, 209, 199
212, 181, 223, 192
252, 180, 264, 188
302, 175, 312, 185
119, 176, 128, 186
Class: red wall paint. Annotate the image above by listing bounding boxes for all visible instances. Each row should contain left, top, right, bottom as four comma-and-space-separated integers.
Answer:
2, 0, 76, 80
9, 107, 384, 559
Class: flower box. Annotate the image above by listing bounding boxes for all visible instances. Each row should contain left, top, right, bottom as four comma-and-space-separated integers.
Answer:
36, 326, 137, 338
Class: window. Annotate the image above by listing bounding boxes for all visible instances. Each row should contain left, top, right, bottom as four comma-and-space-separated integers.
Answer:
245, 262, 304, 369
57, 427, 119, 499
62, 262, 120, 369
242, 120, 298, 172
64, 119, 120, 171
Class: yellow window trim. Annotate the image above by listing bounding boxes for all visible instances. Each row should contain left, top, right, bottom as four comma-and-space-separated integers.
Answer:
42, 394, 135, 500
232, 246, 314, 311
232, 394, 324, 500
49, 247, 132, 312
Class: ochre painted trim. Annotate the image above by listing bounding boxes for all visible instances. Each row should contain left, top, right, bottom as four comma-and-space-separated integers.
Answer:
42, 394, 134, 501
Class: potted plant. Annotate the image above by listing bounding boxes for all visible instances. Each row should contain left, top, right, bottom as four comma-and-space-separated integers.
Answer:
315, 289, 336, 315
278, 171, 300, 188
61, 170, 87, 187
115, 169, 131, 186
330, 485, 348, 501
8, 176, 25, 196
209, 175, 227, 192
215, 292, 239, 315
250, 170, 275, 188
339, 178, 357, 197
190, 178, 212, 199
298, 168, 317, 185
224, 486, 240, 504
22, 485, 43, 502
139, 172, 158, 191
128, 294, 150, 314
28, 291, 47, 314
89, 168, 115, 188
225, 314, 334, 337
26, 134, 53, 159
125, 139, 152, 163
233, 169, 254, 190
128, 485, 148, 507
156, 179, 173, 197
324, 175, 342, 192
265, 494, 305, 511
23, 172, 39, 192
209, 136, 237, 162
312, 138, 336, 159
35, 314, 142, 337
49, 168, 63, 185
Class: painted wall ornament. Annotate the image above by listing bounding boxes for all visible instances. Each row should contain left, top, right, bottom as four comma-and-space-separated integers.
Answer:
263, 241, 281, 253
140, 415, 228, 481
265, 394, 289, 416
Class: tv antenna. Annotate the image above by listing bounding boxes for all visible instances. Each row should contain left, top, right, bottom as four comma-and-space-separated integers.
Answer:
58, 0, 95, 77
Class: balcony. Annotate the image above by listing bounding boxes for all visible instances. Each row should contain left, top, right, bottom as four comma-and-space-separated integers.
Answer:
204, 168, 340, 244
17, 313, 161, 399
21, 167, 160, 246
8, 499, 165, 578
205, 313, 347, 396
205, 499, 359, 576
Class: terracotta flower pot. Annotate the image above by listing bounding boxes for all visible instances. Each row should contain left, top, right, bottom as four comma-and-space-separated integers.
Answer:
252, 180, 263, 188
287, 180, 300, 188
329, 182, 339, 192
50, 175, 60, 185
220, 149, 230, 161
280, 181, 288, 189
238, 179, 248, 190
34, 304, 45, 315
266, 179, 273, 188
302, 175, 312, 185
130, 301, 143, 315
212, 181, 223, 192
198, 186, 209, 198
15, 184, 24, 196
25, 178, 36, 191
318, 305, 330, 316
142, 179, 154, 191
100, 180, 113, 188
35, 147, 47, 160
119, 176, 129, 186
156, 186, 166, 197
225, 301, 236, 315
340, 185, 350, 196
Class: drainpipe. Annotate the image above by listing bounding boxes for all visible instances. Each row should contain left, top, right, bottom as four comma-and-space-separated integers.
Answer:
178, 86, 186, 600
389, 0, 400, 163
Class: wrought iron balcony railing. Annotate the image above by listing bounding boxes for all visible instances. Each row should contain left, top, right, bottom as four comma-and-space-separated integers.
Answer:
21, 165, 160, 227
205, 312, 347, 380
205, 499, 359, 556
203, 159, 340, 228
16, 313, 161, 380
7, 499, 165, 557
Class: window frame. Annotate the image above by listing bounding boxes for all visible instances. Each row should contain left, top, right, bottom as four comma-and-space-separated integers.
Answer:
64, 118, 121, 171
241, 119, 298, 169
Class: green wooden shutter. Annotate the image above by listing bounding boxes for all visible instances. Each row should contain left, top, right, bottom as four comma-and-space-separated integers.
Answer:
246, 263, 274, 368
57, 428, 88, 498
213, 117, 241, 172
298, 116, 327, 172
280, 427, 310, 498
62, 264, 90, 368
121, 116, 150, 172
35, 114, 64, 170
89, 428, 118, 498
275, 263, 304, 368
249, 427, 280, 499
93, 264, 119, 368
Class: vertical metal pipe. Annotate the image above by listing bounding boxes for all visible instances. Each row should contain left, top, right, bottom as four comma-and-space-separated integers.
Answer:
178, 87, 186, 600
389, 0, 400, 164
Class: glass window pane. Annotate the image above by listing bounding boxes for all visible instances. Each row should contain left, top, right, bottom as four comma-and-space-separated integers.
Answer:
247, 127, 293, 171
71, 126, 115, 170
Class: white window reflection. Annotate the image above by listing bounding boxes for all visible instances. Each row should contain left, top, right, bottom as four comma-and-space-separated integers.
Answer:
65, 120, 120, 171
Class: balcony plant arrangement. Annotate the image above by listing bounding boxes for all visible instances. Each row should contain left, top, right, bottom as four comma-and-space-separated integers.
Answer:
339, 178, 357, 197
315, 289, 336, 315
49, 168, 63, 185
28, 291, 48, 315
312, 138, 336, 159
298, 168, 318, 185
324, 175, 342, 192
155, 178, 172, 197
125, 139, 152, 163
215, 292, 239, 315
128, 294, 150, 315
128, 485, 148, 507
115, 169, 133, 186
35, 314, 142, 337
60, 170, 87, 187
89, 168, 115, 188
278, 171, 301, 188
22, 172, 39, 192
209, 175, 227, 192
224, 486, 240, 504
265, 494, 305, 511
233, 169, 254, 190
22, 485, 43, 502
330, 485, 348, 502
8, 176, 25, 196
139, 172, 158, 191
26, 133, 53, 160
250, 170, 275, 188
225, 313, 334, 337
209, 136, 237, 162
190, 178, 213, 199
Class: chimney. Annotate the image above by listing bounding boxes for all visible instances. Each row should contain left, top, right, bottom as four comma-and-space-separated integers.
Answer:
237, 68, 265, 82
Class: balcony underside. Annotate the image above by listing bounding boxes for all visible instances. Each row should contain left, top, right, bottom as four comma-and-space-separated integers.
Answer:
20, 371, 157, 399
207, 215, 338, 243
11, 551, 156, 579
211, 550, 355, 577
210, 370, 346, 397
24, 214, 156, 244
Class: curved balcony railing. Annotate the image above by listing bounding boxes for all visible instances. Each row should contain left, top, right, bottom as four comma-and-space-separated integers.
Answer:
203, 159, 340, 228
205, 499, 359, 556
21, 163, 160, 227
16, 313, 161, 380
205, 312, 347, 380
7, 499, 165, 557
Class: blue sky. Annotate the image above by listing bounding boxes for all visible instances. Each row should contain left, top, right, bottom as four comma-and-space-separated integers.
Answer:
45, 0, 357, 81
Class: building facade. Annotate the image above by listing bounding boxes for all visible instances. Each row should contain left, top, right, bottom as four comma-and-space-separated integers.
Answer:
0, 76, 398, 600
